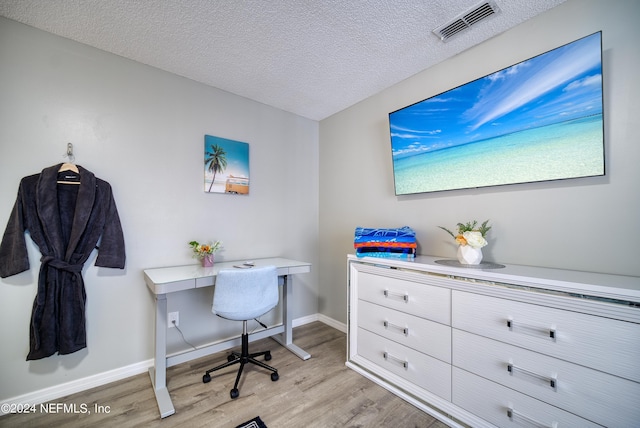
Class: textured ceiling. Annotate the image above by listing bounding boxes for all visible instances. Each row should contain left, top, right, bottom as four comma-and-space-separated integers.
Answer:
0, 0, 565, 120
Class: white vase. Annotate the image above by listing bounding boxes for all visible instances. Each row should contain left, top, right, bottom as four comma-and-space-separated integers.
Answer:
457, 245, 483, 265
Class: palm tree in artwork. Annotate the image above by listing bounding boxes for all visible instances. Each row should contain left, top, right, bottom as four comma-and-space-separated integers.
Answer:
205, 144, 227, 192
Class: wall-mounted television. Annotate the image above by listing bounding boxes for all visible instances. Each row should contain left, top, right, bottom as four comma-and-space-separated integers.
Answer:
389, 31, 604, 196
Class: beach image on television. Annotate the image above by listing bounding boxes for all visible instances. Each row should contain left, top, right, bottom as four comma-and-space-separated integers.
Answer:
389, 32, 604, 195
204, 135, 250, 194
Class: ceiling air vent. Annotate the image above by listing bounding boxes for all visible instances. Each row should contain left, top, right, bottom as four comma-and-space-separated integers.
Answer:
433, 0, 500, 42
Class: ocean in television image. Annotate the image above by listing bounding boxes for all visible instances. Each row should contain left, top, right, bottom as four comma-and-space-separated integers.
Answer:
389, 32, 604, 196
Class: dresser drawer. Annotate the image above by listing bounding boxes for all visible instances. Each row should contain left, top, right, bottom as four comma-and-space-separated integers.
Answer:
358, 328, 451, 400
452, 290, 640, 382
357, 271, 450, 325
453, 329, 640, 427
452, 368, 600, 428
359, 299, 451, 363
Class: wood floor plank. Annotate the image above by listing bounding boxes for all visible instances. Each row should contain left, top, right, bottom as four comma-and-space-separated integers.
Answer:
0, 322, 450, 427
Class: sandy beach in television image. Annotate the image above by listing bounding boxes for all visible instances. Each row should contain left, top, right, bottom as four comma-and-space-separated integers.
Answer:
204, 135, 250, 194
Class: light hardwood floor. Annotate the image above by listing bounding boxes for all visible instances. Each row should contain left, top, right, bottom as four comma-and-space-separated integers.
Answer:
1, 322, 450, 427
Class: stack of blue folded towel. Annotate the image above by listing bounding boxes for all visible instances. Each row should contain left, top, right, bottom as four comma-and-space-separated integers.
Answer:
354, 226, 417, 259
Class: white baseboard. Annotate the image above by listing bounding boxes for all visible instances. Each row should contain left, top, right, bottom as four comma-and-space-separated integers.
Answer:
293, 313, 346, 333
0, 359, 153, 415
315, 313, 347, 333
1, 314, 345, 415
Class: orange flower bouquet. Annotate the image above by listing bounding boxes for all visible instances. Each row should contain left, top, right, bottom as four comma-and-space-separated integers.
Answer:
189, 240, 222, 267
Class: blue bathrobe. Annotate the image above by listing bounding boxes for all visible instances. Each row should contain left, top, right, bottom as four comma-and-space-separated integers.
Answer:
0, 164, 125, 360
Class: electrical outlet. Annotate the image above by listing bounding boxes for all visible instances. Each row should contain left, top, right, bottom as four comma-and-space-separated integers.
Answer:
168, 311, 179, 328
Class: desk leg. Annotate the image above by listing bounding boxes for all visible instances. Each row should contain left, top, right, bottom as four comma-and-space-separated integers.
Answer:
274, 275, 311, 360
149, 293, 175, 418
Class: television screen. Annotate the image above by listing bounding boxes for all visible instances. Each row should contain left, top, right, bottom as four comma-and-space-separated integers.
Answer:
389, 32, 604, 195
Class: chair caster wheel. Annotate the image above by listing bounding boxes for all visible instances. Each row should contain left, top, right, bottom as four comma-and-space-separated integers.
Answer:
230, 388, 239, 399
271, 372, 279, 381
265, 351, 272, 361
203, 374, 211, 383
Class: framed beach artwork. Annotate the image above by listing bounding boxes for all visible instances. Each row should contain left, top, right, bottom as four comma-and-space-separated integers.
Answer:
204, 135, 250, 194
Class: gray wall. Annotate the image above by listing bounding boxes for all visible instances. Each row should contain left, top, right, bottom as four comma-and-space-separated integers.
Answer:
0, 17, 319, 401
318, 0, 640, 323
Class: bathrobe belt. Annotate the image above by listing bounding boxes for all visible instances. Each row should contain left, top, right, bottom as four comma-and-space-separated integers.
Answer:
40, 255, 84, 273
32, 256, 85, 350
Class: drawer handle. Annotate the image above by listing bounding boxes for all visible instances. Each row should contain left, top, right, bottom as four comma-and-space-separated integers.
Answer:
383, 289, 409, 302
383, 320, 409, 336
383, 352, 408, 370
507, 363, 557, 390
507, 319, 556, 341
507, 407, 558, 428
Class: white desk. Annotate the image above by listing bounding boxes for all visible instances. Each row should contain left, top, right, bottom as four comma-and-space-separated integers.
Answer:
144, 257, 311, 418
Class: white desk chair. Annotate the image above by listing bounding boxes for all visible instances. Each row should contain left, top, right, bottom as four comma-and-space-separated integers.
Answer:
202, 265, 279, 399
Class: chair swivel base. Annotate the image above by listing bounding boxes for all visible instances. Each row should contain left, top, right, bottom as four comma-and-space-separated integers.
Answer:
202, 331, 279, 399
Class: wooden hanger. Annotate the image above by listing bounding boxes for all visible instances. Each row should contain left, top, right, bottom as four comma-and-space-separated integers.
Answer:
57, 162, 81, 185
57, 143, 81, 184
59, 162, 79, 173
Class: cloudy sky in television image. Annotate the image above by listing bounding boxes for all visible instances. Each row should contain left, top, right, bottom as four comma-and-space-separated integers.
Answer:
389, 32, 603, 160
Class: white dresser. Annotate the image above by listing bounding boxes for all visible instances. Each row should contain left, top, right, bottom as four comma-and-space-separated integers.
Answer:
346, 255, 640, 428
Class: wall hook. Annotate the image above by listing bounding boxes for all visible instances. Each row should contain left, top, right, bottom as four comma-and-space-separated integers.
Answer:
65, 143, 75, 163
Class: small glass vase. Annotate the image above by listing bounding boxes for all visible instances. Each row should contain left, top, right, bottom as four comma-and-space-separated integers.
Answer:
457, 245, 483, 265
201, 254, 214, 267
